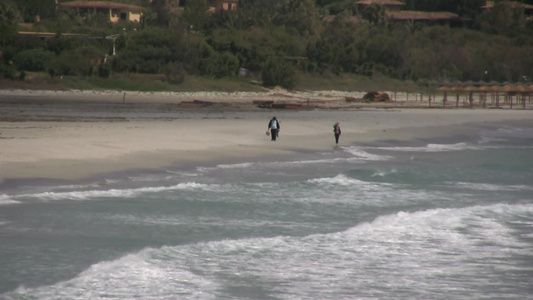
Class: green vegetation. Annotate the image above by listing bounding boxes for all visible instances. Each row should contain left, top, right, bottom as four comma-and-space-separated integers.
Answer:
2, 0, 533, 91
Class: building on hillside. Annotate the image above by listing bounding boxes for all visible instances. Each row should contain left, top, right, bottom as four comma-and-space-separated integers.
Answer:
17, 31, 92, 39
356, 0, 462, 26
149, 0, 238, 13
58, 1, 144, 23
214, 0, 238, 12
387, 11, 459, 25
481, 1, 533, 16
355, 0, 405, 11
322, 15, 366, 26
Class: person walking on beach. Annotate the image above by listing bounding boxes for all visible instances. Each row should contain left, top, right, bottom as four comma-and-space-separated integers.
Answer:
268, 117, 280, 141
333, 122, 341, 144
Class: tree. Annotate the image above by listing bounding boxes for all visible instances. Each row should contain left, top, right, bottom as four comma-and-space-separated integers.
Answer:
405, 0, 485, 18
501, 46, 533, 82
14, 0, 56, 22
47, 52, 94, 77
309, 12, 370, 74
0, 0, 21, 79
205, 51, 240, 78
13, 49, 55, 71
261, 57, 299, 89
364, 32, 404, 73
478, 1, 527, 36
456, 0, 486, 18
278, 0, 323, 37
0, 0, 21, 47
150, 0, 175, 27
360, 3, 386, 26
113, 27, 185, 73
237, 0, 286, 27
180, 0, 210, 31
164, 62, 186, 83
186, 35, 217, 75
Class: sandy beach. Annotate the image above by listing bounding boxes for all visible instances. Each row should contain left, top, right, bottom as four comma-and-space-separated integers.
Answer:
1, 89, 532, 184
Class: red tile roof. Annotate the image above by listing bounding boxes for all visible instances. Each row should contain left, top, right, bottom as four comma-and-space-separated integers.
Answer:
387, 11, 458, 20
482, 0, 533, 10
356, 0, 405, 6
59, 1, 144, 12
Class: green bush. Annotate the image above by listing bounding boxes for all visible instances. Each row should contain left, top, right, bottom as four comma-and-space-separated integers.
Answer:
112, 27, 185, 74
98, 61, 111, 78
187, 36, 216, 75
164, 62, 186, 84
18, 70, 26, 81
47, 52, 93, 77
206, 51, 239, 78
13, 48, 55, 71
0, 61, 16, 79
261, 58, 299, 89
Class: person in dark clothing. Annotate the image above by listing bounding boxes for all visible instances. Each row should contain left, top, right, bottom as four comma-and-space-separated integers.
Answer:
268, 117, 280, 141
333, 122, 341, 144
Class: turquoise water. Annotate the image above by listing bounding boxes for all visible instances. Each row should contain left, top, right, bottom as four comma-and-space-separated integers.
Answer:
1, 123, 532, 299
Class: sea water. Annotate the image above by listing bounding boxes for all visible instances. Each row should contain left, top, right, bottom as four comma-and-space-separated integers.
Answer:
0, 123, 532, 300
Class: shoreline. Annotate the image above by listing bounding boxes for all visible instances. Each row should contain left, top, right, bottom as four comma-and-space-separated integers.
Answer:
1, 90, 532, 188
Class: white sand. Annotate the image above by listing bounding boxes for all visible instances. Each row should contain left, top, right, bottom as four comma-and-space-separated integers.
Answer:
0, 90, 531, 182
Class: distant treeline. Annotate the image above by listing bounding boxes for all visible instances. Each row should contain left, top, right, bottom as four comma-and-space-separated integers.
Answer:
2, 0, 533, 88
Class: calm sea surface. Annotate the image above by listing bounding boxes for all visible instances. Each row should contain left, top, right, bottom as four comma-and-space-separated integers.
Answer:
1, 122, 532, 300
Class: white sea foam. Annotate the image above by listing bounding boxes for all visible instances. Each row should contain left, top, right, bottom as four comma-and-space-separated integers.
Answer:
196, 162, 256, 173
304, 174, 445, 205
128, 174, 169, 182
195, 149, 389, 173
216, 162, 255, 169
478, 135, 506, 144
109, 211, 293, 228
343, 146, 392, 160
166, 170, 199, 177
7, 248, 219, 299
495, 126, 533, 139
17, 182, 216, 201
309, 174, 368, 186
307, 175, 392, 197
449, 182, 533, 191
346, 203, 533, 248
0, 194, 20, 205
374, 142, 482, 152
371, 168, 398, 177
291, 157, 366, 165
197, 157, 363, 174
5, 203, 531, 300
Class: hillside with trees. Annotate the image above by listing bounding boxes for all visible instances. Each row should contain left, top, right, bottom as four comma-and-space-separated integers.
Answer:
2, 0, 533, 90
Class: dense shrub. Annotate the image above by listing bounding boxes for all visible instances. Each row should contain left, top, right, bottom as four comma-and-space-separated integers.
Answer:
13, 35, 45, 51
13, 48, 55, 71
186, 36, 216, 75
15, 0, 56, 22
204, 51, 239, 78
164, 62, 186, 84
0, 61, 16, 79
47, 52, 93, 77
98, 61, 111, 78
261, 58, 299, 89
0, 0, 21, 48
113, 27, 185, 74
207, 27, 302, 73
